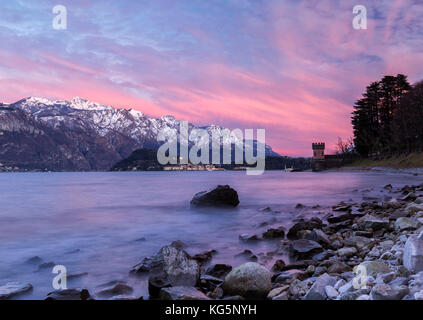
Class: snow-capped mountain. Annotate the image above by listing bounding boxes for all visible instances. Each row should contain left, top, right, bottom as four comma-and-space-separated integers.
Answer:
0, 97, 278, 171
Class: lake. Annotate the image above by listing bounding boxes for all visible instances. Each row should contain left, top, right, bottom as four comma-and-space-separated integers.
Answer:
0, 169, 420, 299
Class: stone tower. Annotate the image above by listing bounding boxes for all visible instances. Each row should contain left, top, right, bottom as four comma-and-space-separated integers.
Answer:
312, 142, 325, 160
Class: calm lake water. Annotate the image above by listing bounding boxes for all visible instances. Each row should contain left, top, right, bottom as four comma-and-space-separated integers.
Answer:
0, 170, 420, 299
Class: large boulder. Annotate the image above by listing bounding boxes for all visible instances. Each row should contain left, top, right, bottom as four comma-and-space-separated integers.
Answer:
222, 262, 272, 299
403, 232, 423, 272
357, 261, 391, 277
0, 282, 32, 300
159, 286, 210, 300
148, 243, 200, 298
190, 185, 239, 208
303, 273, 337, 300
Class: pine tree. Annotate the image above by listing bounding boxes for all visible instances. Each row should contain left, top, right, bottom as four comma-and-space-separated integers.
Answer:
351, 74, 411, 157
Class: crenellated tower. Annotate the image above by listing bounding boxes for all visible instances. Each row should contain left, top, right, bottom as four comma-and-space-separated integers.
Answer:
312, 142, 325, 160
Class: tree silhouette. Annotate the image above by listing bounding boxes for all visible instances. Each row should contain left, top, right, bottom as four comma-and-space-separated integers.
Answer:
352, 74, 412, 157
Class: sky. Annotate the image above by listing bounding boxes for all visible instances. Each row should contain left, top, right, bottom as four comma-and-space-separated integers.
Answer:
0, 0, 422, 156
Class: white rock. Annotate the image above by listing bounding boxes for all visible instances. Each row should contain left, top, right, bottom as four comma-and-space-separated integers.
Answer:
334, 279, 346, 290
406, 203, 423, 214
403, 231, 423, 271
324, 285, 338, 299
414, 290, 423, 300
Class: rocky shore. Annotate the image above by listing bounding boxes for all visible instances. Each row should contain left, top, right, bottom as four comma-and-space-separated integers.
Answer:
3, 183, 423, 300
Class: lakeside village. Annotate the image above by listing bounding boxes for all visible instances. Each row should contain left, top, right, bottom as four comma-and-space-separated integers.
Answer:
137, 142, 343, 172
163, 143, 347, 172
1, 143, 345, 172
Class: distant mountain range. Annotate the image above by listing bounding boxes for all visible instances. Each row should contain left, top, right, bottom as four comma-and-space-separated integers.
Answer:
0, 97, 279, 171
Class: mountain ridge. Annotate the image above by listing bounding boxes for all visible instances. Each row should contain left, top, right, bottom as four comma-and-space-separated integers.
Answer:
0, 97, 279, 171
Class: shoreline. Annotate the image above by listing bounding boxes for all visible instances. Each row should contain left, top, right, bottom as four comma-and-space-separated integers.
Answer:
1, 166, 423, 174
328, 166, 423, 176
2, 178, 423, 300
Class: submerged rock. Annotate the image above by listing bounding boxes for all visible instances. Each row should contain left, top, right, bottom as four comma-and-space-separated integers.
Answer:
192, 250, 216, 265
67, 272, 89, 280
159, 286, 210, 300
148, 243, 200, 298
222, 262, 272, 299
262, 226, 285, 239
95, 283, 133, 298
190, 185, 239, 208
26, 256, 42, 265
235, 249, 258, 262
46, 288, 90, 300
38, 261, 55, 270
0, 282, 33, 300
239, 234, 259, 242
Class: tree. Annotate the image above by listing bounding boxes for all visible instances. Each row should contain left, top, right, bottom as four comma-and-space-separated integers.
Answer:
352, 82, 381, 156
393, 81, 423, 152
351, 74, 411, 157
378, 74, 411, 152
336, 137, 355, 154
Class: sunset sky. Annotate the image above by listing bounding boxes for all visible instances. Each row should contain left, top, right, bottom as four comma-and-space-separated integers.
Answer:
1, 0, 422, 156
